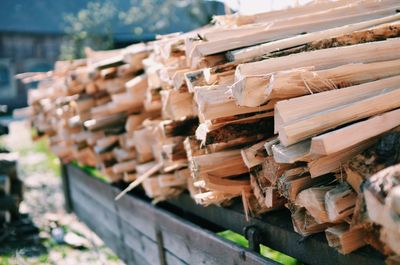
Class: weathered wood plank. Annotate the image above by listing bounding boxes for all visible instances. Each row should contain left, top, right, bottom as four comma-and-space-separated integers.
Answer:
67, 164, 276, 265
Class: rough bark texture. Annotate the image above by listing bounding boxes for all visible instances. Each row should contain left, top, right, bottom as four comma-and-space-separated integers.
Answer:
268, 24, 400, 59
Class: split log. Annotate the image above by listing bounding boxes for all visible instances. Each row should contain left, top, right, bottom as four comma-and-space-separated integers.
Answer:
277, 167, 334, 201
195, 174, 250, 195
363, 164, 400, 255
275, 75, 400, 134
131, 128, 154, 163
85, 113, 127, 132
196, 115, 274, 145
279, 87, 400, 146
142, 174, 186, 200
236, 38, 400, 79
241, 141, 269, 169
125, 110, 160, 132
159, 117, 199, 137
194, 85, 274, 122
112, 160, 136, 175
94, 136, 119, 154
295, 186, 333, 223
73, 96, 95, 114
184, 135, 262, 160
290, 205, 331, 236
184, 63, 236, 92
190, 2, 400, 67
113, 147, 135, 162
344, 132, 400, 192
229, 14, 400, 62
232, 58, 400, 107
271, 22, 400, 58
271, 140, 312, 164
250, 169, 286, 211
386, 255, 400, 265
261, 157, 294, 186
308, 137, 378, 178
111, 92, 144, 109
160, 90, 197, 120
325, 223, 367, 254
310, 109, 400, 156
190, 149, 248, 179
325, 183, 357, 223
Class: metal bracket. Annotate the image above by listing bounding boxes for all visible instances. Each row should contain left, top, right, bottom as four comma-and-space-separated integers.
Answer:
243, 225, 261, 253
156, 229, 167, 265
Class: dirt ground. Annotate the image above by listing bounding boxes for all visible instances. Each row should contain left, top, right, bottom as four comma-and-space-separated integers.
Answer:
0, 120, 124, 265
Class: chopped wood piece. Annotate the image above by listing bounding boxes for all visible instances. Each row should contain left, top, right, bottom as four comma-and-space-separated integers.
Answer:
275, 75, 400, 134
191, 3, 400, 67
184, 64, 235, 92
344, 132, 400, 189
386, 255, 400, 265
200, 174, 250, 194
232, 58, 400, 107
325, 183, 357, 223
250, 166, 286, 212
272, 140, 312, 164
193, 190, 236, 206
160, 117, 199, 137
277, 167, 334, 201
131, 128, 154, 163
290, 205, 331, 236
123, 172, 137, 182
94, 136, 119, 154
311, 109, 400, 156
296, 186, 333, 223
194, 85, 274, 122
364, 164, 400, 255
309, 137, 378, 178
325, 223, 367, 254
196, 116, 274, 145
125, 110, 160, 132
261, 157, 294, 185
279, 86, 400, 146
343, 167, 365, 194
84, 113, 127, 132
190, 149, 248, 179
112, 160, 136, 174
160, 90, 197, 119
236, 38, 400, 79
229, 14, 400, 61
264, 137, 279, 156
241, 141, 268, 169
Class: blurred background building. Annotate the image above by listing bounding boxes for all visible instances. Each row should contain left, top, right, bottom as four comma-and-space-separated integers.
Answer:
0, 0, 226, 110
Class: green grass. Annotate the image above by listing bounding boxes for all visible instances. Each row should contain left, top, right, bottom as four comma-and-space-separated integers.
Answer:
0, 136, 6, 151
0, 255, 11, 265
26, 136, 60, 176
71, 161, 108, 182
38, 254, 49, 263
218, 230, 297, 265
106, 252, 120, 262
1, 131, 60, 177
20, 137, 61, 176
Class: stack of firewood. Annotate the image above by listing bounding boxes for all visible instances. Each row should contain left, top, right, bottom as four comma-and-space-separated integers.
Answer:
29, 44, 150, 182
26, 0, 400, 259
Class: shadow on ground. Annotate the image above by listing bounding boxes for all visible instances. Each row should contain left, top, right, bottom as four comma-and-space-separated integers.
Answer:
0, 214, 47, 258
0, 120, 123, 265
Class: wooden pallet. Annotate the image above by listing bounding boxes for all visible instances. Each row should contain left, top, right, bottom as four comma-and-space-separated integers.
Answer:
63, 163, 385, 265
